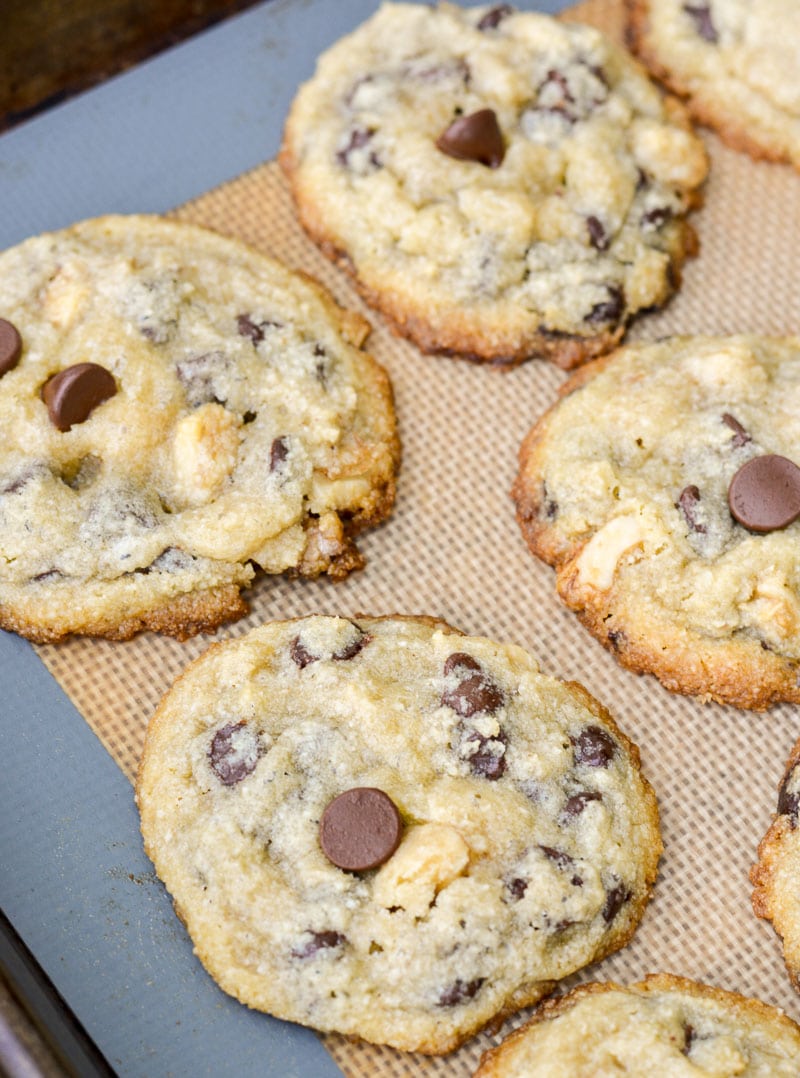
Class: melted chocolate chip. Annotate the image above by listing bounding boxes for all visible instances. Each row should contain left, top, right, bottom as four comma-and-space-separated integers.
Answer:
334, 631, 371, 661
442, 656, 504, 717
41, 363, 117, 432
477, 3, 514, 29
585, 286, 624, 325
466, 729, 507, 780
677, 484, 707, 534
443, 652, 482, 677
641, 206, 673, 230
587, 215, 609, 251
436, 109, 505, 168
291, 930, 346, 959
778, 768, 800, 827
0, 319, 22, 377
561, 791, 602, 819
291, 636, 318, 669
237, 313, 278, 344
506, 876, 528, 900
537, 69, 575, 115
539, 846, 574, 871
572, 726, 617, 768
728, 455, 800, 533
270, 436, 289, 473
209, 721, 260, 786
337, 126, 380, 169
683, 3, 718, 43
319, 787, 403, 872
721, 413, 751, 447
682, 1023, 696, 1055
438, 978, 485, 1007
602, 882, 631, 924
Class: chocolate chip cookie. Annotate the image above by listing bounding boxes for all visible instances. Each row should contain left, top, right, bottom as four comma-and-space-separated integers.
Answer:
136, 615, 661, 1053
0, 215, 399, 641
512, 335, 800, 710
280, 2, 707, 369
752, 737, 800, 995
628, 0, 800, 169
475, 974, 800, 1075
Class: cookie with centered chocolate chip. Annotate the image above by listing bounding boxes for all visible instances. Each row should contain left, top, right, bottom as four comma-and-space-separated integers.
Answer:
628, 0, 800, 170
0, 215, 399, 641
136, 614, 661, 1053
513, 335, 800, 710
474, 974, 800, 1076
752, 736, 800, 995
280, 2, 707, 370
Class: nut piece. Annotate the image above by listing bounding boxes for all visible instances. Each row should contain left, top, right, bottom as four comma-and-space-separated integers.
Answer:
172, 403, 241, 506
575, 516, 646, 592
372, 823, 470, 916
41, 264, 90, 328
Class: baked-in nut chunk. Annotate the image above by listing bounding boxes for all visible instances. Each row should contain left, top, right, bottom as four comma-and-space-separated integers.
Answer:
628, 0, 800, 170
0, 215, 399, 641
281, 2, 707, 370
475, 973, 800, 1075
513, 335, 800, 710
136, 614, 661, 1053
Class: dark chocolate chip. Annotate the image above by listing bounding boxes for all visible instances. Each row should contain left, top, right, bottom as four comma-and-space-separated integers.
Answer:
506, 876, 528, 900
436, 109, 505, 168
41, 363, 117, 432
641, 206, 673, 230
728, 455, 800, 533
477, 3, 514, 29
237, 313, 277, 344
721, 412, 751, 447
209, 721, 260, 786
443, 671, 504, 718
336, 126, 380, 169
778, 768, 800, 827
682, 1023, 696, 1055
319, 787, 403, 872
572, 726, 617, 768
291, 636, 318, 669
443, 652, 483, 677
466, 729, 507, 780
270, 436, 289, 473
537, 69, 575, 114
585, 286, 625, 325
587, 215, 609, 251
438, 978, 485, 1007
0, 318, 22, 377
539, 845, 574, 871
561, 791, 602, 819
602, 882, 631, 924
683, 3, 718, 43
291, 930, 346, 959
677, 484, 707, 534
334, 631, 371, 661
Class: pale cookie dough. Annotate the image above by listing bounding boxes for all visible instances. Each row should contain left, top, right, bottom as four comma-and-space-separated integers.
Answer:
474, 974, 800, 1076
752, 737, 800, 995
136, 615, 661, 1054
628, 0, 800, 169
0, 215, 399, 642
280, 2, 707, 369
512, 335, 800, 710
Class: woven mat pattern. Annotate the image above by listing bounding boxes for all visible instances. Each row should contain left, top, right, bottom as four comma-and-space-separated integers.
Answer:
34, 1, 800, 1073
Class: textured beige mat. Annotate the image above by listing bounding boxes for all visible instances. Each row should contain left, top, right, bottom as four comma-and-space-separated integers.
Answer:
33, 0, 800, 1073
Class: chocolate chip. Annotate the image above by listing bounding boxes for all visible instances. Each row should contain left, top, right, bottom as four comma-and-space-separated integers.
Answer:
587, 216, 609, 251
539, 846, 574, 871
506, 876, 528, 900
561, 791, 602, 819
41, 363, 117, 432
32, 569, 63, 583
291, 930, 346, 959
572, 726, 617, 768
683, 3, 718, 43
682, 1023, 696, 1055
0, 319, 22, 377
641, 206, 673, 230
333, 630, 371, 661
443, 652, 482, 677
602, 882, 631, 924
291, 636, 318, 669
209, 721, 260, 786
237, 313, 277, 344
537, 69, 575, 115
728, 455, 800, 533
437, 978, 485, 1007
466, 730, 507, 780
778, 768, 800, 827
677, 484, 707, 534
319, 787, 403, 872
270, 436, 289, 473
436, 109, 505, 168
336, 126, 380, 169
585, 286, 624, 325
477, 3, 514, 29
442, 656, 504, 717
721, 413, 751, 447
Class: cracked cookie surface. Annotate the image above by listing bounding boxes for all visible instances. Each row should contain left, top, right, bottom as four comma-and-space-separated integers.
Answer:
475, 974, 800, 1076
628, 0, 800, 169
280, 2, 707, 369
512, 335, 800, 710
0, 215, 399, 641
136, 614, 661, 1053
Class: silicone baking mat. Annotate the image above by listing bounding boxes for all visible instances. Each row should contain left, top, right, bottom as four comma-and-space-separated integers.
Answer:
32, 0, 800, 1073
